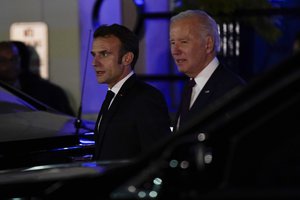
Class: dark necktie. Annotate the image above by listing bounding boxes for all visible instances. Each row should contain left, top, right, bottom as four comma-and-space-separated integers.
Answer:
179, 78, 196, 126
100, 90, 115, 118
97, 90, 115, 131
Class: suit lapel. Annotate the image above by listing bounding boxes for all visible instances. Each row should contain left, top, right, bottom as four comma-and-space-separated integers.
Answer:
188, 65, 223, 118
105, 74, 136, 121
97, 74, 137, 145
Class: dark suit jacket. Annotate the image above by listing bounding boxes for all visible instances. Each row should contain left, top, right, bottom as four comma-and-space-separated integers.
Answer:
94, 74, 171, 161
174, 64, 246, 132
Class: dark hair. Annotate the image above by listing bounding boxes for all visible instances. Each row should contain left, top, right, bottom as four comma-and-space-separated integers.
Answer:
93, 24, 139, 69
11, 41, 31, 73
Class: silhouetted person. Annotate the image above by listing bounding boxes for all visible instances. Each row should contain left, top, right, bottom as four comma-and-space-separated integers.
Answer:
27, 45, 41, 76
0, 41, 21, 87
0, 40, 74, 116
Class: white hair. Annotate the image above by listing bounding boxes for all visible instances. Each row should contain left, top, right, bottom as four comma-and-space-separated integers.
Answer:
171, 10, 221, 53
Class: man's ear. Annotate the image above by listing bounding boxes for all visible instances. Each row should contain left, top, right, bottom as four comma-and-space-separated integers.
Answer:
205, 36, 214, 54
122, 52, 134, 65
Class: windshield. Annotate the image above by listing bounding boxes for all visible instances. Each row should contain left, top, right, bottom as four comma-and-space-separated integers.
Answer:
0, 85, 36, 113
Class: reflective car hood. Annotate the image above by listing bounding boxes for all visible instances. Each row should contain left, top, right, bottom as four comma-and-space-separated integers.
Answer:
0, 111, 77, 142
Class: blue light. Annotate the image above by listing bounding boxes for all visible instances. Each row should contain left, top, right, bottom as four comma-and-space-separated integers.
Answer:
134, 0, 144, 6
80, 138, 95, 144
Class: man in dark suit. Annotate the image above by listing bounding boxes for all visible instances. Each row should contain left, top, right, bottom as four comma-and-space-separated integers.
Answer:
91, 24, 171, 161
169, 10, 246, 132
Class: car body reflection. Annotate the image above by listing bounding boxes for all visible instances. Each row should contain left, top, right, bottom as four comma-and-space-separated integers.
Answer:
0, 80, 95, 170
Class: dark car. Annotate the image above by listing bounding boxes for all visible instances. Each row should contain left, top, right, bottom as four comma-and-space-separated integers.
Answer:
0, 81, 95, 170
0, 52, 300, 199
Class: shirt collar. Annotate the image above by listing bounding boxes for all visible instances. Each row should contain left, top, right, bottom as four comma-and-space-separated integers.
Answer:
194, 57, 219, 84
109, 71, 134, 95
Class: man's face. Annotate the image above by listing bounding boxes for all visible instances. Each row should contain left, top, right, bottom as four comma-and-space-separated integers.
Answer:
170, 17, 211, 78
91, 35, 130, 88
0, 45, 21, 84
